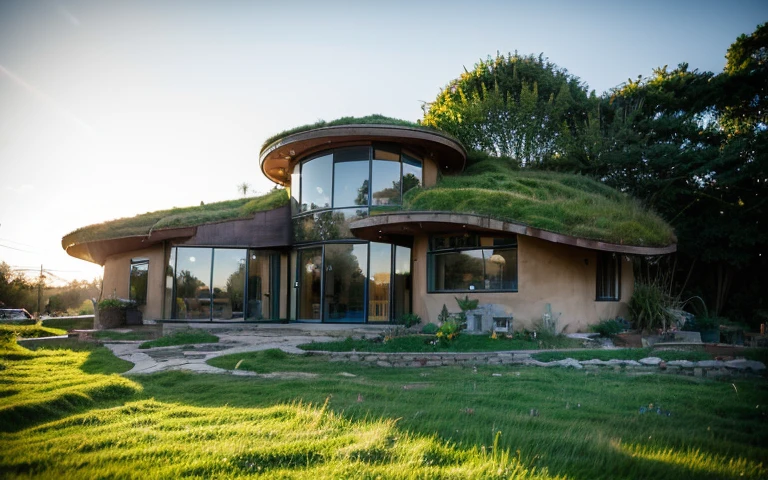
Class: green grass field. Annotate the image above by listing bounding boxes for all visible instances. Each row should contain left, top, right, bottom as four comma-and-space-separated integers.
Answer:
1, 334, 766, 479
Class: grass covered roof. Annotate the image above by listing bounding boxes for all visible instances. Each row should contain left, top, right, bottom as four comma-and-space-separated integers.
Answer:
62, 188, 289, 247
402, 154, 676, 247
260, 114, 438, 151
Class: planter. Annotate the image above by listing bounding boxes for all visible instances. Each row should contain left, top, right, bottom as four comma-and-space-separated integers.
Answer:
125, 308, 143, 326
699, 328, 720, 343
97, 307, 126, 329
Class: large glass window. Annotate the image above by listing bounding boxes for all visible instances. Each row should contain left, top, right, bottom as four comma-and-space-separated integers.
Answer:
301, 154, 332, 212
428, 235, 517, 292
368, 242, 392, 323
333, 147, 369, 208
247, 250, 279, 320
212, 249, 246, 320
324, 243, 368, 323
298, 248, 322, 321
402, 152, 422, 195
175, 247, 213, 319
291, 146, 423, 244
393, 245, 412, 319
372, 146, 402, 206
596, 252, 620, 301
129, 258, 149, 306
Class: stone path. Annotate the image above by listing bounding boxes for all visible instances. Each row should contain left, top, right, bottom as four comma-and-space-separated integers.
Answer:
104, 323, 390, 376
102, 324, 766, 378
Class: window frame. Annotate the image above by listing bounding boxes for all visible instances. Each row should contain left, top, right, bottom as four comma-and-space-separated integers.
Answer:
129, 257, 149, 306
427, 234, 518, 294
595, 252, 621, 301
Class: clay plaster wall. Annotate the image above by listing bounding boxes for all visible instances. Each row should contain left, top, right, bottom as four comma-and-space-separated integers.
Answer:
411, 235, 632, 332
102, 244, 166, 320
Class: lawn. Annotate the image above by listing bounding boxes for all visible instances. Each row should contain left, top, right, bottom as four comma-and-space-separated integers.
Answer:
1, 335, 766, 479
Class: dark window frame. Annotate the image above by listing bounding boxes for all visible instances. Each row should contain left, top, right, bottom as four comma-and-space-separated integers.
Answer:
596, 252, 621, 301
427, 234, 518, 294
129, 257, 149, 306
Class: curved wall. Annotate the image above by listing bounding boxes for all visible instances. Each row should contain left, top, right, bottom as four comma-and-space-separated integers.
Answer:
412, 235, 633, 332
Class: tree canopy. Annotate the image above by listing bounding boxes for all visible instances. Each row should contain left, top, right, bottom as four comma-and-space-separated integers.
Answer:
423, 25, 768, 326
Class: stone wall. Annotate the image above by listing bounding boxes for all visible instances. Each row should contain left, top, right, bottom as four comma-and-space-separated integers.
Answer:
313, 350, 766, 378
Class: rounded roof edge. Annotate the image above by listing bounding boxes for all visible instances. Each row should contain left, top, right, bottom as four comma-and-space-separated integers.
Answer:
349, 212, 677, 255
259, 124, 467, 185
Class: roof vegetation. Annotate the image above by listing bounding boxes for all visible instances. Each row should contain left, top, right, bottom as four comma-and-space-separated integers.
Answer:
260, 114, 437, 151
62, 188, 288, 247
402, 154, 676, 247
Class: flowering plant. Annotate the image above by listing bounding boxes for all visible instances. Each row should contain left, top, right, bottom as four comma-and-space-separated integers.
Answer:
436, 319, 460, 345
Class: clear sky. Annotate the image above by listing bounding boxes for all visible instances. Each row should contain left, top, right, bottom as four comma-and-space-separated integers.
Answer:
1, 0, 766, 284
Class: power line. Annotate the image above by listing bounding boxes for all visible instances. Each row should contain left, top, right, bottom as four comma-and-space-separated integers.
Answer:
0, 243, 38, 253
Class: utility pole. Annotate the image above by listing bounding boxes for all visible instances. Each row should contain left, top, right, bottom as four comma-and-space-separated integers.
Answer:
37, 264, 43, 319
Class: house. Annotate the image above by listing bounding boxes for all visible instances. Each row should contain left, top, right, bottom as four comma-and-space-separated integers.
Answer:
62, 118, 676, 332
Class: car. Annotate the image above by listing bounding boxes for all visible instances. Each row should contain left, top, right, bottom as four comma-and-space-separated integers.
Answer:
0, 308, 34, 320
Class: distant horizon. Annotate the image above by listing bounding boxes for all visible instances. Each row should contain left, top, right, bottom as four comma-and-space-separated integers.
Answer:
1, 0, 766, 283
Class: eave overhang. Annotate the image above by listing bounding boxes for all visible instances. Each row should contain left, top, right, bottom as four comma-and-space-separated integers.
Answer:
260, 124, 467, 185
63, 227, 196, 265
350, 212, 677, 255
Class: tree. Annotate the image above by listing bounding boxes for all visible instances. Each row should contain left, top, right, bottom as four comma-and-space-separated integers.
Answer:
596, 30, 768, 324
422, 52, 596, 168
237, 182, 250, 197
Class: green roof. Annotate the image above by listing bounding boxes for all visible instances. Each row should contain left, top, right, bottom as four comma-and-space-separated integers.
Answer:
62, 189, 289, 247
402, 155, 676, 247
260, 114, 437, 151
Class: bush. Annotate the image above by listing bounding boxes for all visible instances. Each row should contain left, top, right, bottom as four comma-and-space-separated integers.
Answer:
97, 298, 134, 310
590, 318, 629, 337
628, 282, 675, 332
421, 323, 439, 334
395, 313, 421, 328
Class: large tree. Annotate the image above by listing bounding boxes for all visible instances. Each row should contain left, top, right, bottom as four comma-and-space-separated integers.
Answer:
422, 53, 597, 168
597, 26, 768, 323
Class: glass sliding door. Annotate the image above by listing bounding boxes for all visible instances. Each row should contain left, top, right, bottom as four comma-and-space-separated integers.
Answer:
175, 247, 213, 320
393, 245, 412, 320
247, 250, 280, 321
368, 242, 391, 323
212, 249, 246, 320
324, 243, 368, 323
298, 248, 323, 321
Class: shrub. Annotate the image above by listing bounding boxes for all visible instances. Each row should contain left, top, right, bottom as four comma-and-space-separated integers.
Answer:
455, 296, 479, 312
97, 298, 134, 310
395, 313, 421, 328
628, 282, 675, 332
436, 320, 461, 345
590, 318, 628, 337
421, 323, 438, 334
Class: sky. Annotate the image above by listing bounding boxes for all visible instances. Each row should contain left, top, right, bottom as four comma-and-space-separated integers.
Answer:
1, 0, 766, 285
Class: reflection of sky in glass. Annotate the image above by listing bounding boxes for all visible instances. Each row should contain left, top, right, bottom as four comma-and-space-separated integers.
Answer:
369, 242, 391, 281
395, 245, 410, 275
333, 160, 369, 207
212, 249, 246, 287
301, 154, 332, 210
402, 156, 422, 193
176, 247, 212, 289
371, 160, 400, 205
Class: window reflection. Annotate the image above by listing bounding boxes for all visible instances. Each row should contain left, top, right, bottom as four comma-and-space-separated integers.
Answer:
324, 243, 368, 323
248, 250, 277, 320
175, 247, 212, 320
298, 248, 322, 321
212, 249, 246, 320
371, 159, 401, 206
402, 153, 422, 195
393, 245, 411, 319
301, 154, 332, 212
368, 242, 391, 323
333, 160, 369, 208
428, 235, 517, 292
129, 259, 149, 307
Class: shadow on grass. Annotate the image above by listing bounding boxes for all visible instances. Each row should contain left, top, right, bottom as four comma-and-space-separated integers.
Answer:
124, 350, 768, 480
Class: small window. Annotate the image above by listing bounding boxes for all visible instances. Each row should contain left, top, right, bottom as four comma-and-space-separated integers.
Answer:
596, 252, 621, 301
129, 258, 149, 306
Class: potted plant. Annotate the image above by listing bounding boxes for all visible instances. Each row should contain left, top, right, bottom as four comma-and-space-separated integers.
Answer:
691, 316, 721, 343
96, 297, 136, 329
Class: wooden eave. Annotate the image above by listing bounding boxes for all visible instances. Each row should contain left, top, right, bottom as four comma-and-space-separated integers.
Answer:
63, 227, 196, 265
350, 212, 677, 255
260, 124, 467, 185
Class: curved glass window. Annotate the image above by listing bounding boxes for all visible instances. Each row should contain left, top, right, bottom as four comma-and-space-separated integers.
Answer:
301, 154, 332, 212
333, 147, 370, 208
292, 146, 423, 244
